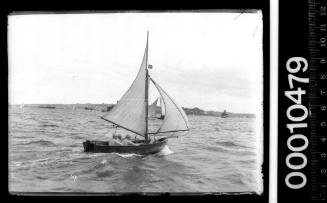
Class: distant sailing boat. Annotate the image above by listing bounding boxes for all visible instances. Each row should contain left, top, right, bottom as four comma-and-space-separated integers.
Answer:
221, 109, 229, 118
148, 97, 165, 120
83, 31, 190, 154
148, 97, 159, 119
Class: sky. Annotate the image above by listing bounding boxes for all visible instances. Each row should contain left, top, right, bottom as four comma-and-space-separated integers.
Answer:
8, 11, 263, 114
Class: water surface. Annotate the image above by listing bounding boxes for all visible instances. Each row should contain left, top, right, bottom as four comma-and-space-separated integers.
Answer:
9, 106, 263, 193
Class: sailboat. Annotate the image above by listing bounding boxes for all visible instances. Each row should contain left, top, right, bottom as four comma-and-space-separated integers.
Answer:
148, 97, 165, 120
83, 31, 190, 154
221, 109, 229, 118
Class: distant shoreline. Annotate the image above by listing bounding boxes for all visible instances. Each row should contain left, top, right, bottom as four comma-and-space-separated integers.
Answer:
9, 103, 256, 118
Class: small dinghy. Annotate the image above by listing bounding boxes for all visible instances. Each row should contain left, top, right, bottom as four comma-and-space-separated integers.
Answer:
83, 32, 190, 155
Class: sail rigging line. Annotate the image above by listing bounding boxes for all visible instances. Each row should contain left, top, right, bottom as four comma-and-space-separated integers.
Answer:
100, 117, 145, 137
149, 77, 190, 130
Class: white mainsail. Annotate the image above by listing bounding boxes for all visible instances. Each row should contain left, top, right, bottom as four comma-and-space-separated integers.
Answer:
102, 43, 148, 136
151, 78, 190, 133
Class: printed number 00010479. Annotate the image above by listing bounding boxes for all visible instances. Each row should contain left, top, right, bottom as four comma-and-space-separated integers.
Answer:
284, 57, 309, 189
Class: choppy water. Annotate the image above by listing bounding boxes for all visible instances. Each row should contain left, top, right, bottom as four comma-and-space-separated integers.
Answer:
8, 106, 263, 193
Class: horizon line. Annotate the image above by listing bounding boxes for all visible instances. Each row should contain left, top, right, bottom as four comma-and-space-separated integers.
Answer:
8, 102, 258, 115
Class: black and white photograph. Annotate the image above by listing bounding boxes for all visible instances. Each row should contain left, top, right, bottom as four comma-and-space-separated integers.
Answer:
8, 11, 264, 194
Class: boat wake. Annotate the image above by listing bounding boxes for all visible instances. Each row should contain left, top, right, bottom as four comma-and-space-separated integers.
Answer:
111, 145, 173, 158
156, 145, 173, 156
114, 153, 143, 158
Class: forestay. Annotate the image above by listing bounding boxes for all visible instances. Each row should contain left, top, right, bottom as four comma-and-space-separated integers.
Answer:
150, 78, 190, 134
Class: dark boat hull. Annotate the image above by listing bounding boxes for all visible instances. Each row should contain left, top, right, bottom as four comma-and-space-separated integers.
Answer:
83, 137, 168, 155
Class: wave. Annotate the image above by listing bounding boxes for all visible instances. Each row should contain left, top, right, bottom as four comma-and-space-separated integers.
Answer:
236, 159, 257, 165
11, 157, 55, 168
25, 139, 56, 146
216, 141, 250, 149
111, 145, 174, 158
221, 172, 249, 186
216, 141, 239, 147
71, 147, 83, 152
101, 159, 107, 164
68, 144, 81, 148
13, 135, 35, 139
203, 145, 230, 153
96, 170, 115, 178
234, 150, 256, 156
11, 152, 101, 170
40, 124, 59, 128
68, 134, 85, 140
34, 175, 49, 180
156, 145, 174, 156
113, 153, 143, 158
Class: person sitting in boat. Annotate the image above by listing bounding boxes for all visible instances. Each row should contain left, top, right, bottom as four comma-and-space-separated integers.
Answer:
121, 134, 139, 146
134, 135, 142, 142
147, 136, 156, 144
108, 134, 123, 146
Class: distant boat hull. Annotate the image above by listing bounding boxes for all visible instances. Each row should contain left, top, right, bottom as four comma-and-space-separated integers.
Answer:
38, 106, 56, 109
83, 137, 168, 155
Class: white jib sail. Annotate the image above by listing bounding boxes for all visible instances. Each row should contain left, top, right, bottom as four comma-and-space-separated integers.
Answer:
151, 79, 190, 133
102, 45, 148, 136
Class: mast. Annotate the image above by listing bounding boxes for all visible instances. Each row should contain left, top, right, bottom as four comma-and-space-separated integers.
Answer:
144, 31, 149, 142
